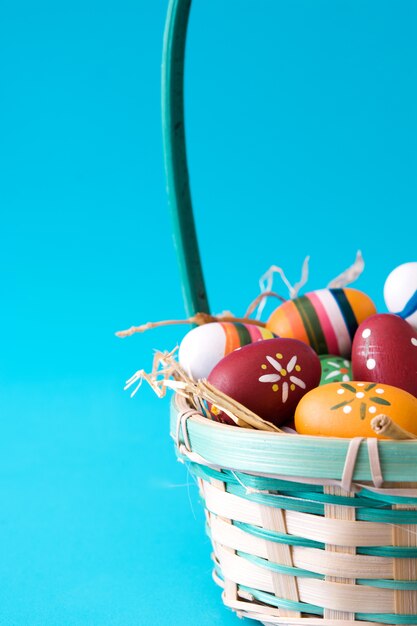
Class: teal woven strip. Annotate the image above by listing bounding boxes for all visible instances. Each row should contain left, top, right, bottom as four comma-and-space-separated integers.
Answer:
356, 614, 417, 625
283, 490, 386, 509
190, 462, 368, 506
189, 461, 384, 507
226, 483, 325, 515
237, 549, 417, 589
231, 482, 413, 522
214, 564, 417, 622
188, 462, 417, 521
238, 584, 323, 614
190, 462, 326, 515
188, 455, 417, 510
358, 579, 417, 590
359, 487, 417, 506
188, 461, 324, 493
233, 521, 417, 558
186, 461, 225, 483
233, 520, 325, 549
358, 546, 417, 558
357, 509, 417, 524
237, 550, 323, 579
193, 461, 417, 521
193, 466, 417, 526
239, 582, 417, 624
244, 478, 322, 492
227, 484, 417, 522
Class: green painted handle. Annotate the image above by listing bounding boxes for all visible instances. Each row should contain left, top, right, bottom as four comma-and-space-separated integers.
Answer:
161, 0, 210, 317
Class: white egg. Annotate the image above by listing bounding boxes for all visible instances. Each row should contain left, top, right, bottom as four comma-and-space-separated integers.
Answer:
178, 323, 227, 380
384, 262, 417, 330
178, 321, 275, 380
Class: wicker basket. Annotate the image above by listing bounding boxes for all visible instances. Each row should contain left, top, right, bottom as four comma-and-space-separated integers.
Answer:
161, 2, 417, 624
171, 394, 417, 625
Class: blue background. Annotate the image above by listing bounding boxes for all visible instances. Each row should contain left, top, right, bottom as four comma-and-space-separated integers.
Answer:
2, 0, 417, 624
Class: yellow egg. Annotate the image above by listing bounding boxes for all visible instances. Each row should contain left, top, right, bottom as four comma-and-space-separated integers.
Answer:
294, 381, 417, 438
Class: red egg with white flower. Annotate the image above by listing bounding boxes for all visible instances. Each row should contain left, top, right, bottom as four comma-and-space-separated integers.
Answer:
207, 337, 321, 426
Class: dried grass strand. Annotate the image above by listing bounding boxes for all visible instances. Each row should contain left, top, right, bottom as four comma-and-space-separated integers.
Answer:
244, 291, 287, 319
116, 311, 268, 338
124, 350, 283, 433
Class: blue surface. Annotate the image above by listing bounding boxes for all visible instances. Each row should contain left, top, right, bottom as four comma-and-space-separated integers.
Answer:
1, 1, 417, 624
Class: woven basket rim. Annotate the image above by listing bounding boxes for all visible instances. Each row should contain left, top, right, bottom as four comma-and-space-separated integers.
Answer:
170, 394, 417, 485
171, 393, 417, 445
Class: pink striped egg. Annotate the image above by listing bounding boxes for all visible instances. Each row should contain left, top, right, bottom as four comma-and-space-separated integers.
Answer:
267, 288, 376, 358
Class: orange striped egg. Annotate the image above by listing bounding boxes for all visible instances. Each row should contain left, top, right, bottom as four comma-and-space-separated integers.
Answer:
178, 322, 275, 380
266, 288, 376, 358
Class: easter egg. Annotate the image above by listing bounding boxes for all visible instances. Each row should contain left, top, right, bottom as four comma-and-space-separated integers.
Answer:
295, 381, 417, 438
384, 262, 417, 330
266, 288, 376, 358
178, 322, 275, 380
207, 337, 321, 426
351, 313, 417, 398
319, 355, 352, 385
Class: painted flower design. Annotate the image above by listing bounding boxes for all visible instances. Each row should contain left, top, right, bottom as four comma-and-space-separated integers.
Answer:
324, 359, 351, 382
259, 352, 306, 403
331, 382, 391, 419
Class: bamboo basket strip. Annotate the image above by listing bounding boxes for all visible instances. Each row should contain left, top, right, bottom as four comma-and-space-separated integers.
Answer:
323, 485, 356, 621
189, 460, 417, 509
193, 470, 417, 522
208, 478, 239, 605
213, 563, 417, 623
238, 609, 389, 626
241, 616, 388, 626
209, 515, 395, 578
222, 582, 390, 624
214, 544, 395, 612
258, 503, 301, 618
227, 550, 417, 590
392, 484, 417, 617
219, 575, 417, 624
171, 399, 417, 484
202, 481, 411, 547
229, 520, 417, 558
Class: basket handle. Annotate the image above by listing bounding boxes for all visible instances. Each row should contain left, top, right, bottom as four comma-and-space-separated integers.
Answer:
161, 0, 210, 318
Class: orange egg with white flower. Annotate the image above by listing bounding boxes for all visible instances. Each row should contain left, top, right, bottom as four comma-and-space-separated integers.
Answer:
294, 381, 417, 438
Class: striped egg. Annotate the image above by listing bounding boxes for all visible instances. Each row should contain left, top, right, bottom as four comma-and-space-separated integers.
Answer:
266, 288, 376, 358
178, 322, 275, 380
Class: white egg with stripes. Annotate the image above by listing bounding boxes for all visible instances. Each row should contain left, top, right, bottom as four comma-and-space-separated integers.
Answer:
178, 321, 275, 380
384, 262, 417, 330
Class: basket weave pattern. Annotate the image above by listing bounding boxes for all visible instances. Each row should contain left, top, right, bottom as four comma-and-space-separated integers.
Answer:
173, 397, 417, 625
